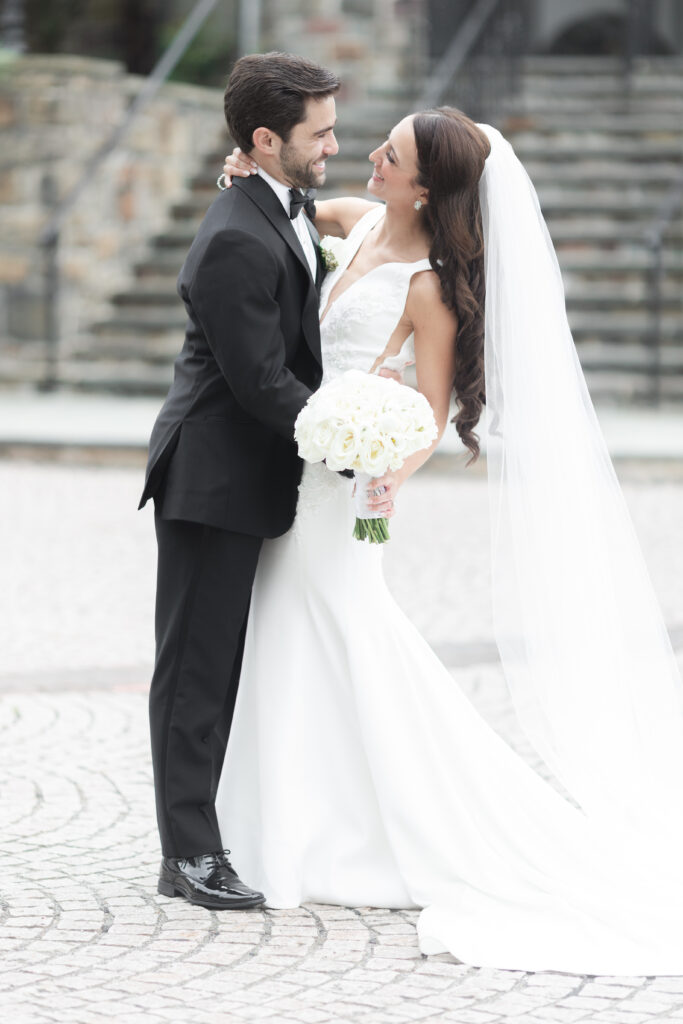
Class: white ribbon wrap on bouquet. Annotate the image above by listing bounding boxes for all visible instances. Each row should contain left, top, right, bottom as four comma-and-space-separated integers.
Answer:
353, 472, 385, 520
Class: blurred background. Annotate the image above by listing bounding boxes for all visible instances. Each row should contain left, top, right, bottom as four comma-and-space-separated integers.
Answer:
3, 8, 683, 1014
0, 0, 681, 417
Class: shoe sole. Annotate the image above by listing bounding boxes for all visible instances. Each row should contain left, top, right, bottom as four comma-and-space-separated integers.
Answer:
157, 878, 266, 910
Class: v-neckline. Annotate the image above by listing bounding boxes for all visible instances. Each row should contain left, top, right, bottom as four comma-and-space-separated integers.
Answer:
319, 208, 429, 326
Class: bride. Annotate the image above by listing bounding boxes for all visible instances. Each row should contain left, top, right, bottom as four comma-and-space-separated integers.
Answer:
216, 107, 683, 974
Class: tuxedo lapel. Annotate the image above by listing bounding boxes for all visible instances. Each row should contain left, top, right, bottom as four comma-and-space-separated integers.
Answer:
303, 213, 325, 296
304, 211, 320, 248
233, 176, 322, 365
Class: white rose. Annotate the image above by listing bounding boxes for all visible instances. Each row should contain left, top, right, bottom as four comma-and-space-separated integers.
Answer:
358, 434, 391, 477
326, 424, 361, 471
310, 420, 336, 456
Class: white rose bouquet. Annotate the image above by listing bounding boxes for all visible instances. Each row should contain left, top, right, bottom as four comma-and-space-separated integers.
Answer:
294, 369, 438, 543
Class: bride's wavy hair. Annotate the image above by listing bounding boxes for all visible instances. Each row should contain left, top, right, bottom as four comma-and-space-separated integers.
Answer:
412, 107, 490, 464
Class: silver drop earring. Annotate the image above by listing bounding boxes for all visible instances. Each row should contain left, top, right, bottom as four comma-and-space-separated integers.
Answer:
414, 199, 423, 211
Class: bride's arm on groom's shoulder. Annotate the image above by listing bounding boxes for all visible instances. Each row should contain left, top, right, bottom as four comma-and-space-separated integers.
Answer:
314, 198, 377, 238
366, 270, 457, 517
220, 148, 377, 238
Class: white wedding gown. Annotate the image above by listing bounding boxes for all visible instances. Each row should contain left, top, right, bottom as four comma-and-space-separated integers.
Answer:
216, 205, 683, 975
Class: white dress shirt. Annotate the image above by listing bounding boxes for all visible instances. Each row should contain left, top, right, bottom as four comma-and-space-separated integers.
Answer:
257, 166, 318, 280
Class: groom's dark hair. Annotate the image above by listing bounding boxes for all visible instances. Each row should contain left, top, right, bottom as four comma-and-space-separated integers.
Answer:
224, 52, 340, 153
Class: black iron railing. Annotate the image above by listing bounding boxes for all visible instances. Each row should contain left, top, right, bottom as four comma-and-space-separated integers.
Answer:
623, 0, 653, 97
37, 0, 219, 390
418, 0, 528, 122
645, 170, 683, 405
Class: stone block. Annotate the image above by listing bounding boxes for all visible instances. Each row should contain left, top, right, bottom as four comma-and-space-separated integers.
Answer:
0, 93, 15, 127
0, 253, 29, 283
7, 284, 47, 340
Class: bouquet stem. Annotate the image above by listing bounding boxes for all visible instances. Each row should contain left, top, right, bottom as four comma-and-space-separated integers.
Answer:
353, 516, 390, 544
353, 471, 391, 543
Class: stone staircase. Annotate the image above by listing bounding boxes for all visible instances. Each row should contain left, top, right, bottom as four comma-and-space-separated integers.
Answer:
63, 56, 683, 402
502, 56, 683, 404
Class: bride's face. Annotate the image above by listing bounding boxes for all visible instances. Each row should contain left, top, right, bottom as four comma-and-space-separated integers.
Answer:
368, 116, 427, 210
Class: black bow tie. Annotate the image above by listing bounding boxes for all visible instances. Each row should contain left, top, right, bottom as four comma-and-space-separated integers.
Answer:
289, 188, 317, 220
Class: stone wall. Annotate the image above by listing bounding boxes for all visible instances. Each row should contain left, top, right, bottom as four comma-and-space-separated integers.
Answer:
263, 0, 426, 103
0, 55, 226, 363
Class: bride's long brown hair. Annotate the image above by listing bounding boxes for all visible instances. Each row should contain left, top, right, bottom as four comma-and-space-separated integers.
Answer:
412, 107, 490, 464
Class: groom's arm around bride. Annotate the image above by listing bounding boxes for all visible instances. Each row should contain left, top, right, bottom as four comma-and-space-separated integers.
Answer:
139, 52, 340, 909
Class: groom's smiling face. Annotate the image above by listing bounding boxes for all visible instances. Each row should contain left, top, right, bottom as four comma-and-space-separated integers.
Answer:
277, 95, 339, 189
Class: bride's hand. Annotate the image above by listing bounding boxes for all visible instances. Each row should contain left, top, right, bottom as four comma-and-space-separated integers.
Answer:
366, 473, 400, 519
219, 147, 258, 188
378, 367, 404, 385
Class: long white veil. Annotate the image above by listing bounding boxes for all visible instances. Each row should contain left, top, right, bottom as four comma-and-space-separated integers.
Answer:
479, 124, 683, 852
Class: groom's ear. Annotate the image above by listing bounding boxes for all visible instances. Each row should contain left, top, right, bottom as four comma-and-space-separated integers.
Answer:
252, 126, 280, 157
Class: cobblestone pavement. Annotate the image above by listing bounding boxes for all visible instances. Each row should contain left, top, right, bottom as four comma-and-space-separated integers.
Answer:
3, 456, 683, 1024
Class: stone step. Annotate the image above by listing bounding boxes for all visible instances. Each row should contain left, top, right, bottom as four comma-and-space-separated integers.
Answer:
569, 311, 683, 339
506, 133, 683, 161
504, 112, 683, 136
546, 219, 683, 245
520, 56, 683, 75
576, 340, 683, 371
58, 359, 173, 395
558, 251, 683, 276
0, 343, 166, 394
112, 285, 180, 307
517, 97, 683, 116
521, 161, 683, 186
136, 253, 185, 277
518, 74, 683, 96
153, 226, 200, 249
92, 309, 186, 333
537, 191, 671, 217
564, 285, 681, 308
583, 370, 683, 404
72, 331, 181, 365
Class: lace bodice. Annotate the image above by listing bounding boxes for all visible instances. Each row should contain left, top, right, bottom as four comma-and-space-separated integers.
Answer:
318, 205, 431, 385
297, 206, 431, 525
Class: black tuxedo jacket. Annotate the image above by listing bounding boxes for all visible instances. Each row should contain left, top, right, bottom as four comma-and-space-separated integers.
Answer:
139, 175, 325, 537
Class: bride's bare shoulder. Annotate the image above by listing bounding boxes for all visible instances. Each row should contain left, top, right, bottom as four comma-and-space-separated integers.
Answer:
315, 198, 380, 239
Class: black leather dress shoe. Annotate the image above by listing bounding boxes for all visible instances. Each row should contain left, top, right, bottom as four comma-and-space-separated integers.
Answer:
157, 850, 266, 910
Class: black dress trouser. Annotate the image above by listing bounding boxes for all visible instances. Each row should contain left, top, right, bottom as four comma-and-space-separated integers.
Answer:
150, 513, 262, 858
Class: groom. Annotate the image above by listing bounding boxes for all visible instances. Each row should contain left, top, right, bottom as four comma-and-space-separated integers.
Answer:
139, 52, 340, 908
